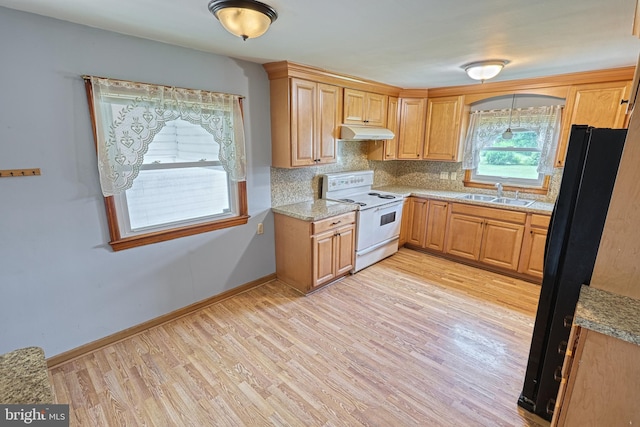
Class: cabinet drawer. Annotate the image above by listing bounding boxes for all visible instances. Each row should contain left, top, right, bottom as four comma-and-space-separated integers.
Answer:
451, 203, 527, 224
313, 212, 356, 235
531, 213, 551, 228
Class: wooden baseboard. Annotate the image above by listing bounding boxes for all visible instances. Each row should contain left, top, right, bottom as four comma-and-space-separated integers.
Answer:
46, 273, 277, 369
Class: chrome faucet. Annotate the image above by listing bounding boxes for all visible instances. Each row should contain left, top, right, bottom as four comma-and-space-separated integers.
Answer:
495, 182, 503, 198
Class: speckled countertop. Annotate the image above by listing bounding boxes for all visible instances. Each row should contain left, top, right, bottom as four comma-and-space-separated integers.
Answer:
272, 186, 554, 221
575, 285, 640, 346
272, 199, 358, 221
374, 185, 555, 215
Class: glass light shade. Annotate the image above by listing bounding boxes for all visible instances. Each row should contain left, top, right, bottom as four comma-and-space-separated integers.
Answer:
502, 128, 513, 140
464, 61, 507, 81
209, 0, 278, 40
216, 8, 272, 39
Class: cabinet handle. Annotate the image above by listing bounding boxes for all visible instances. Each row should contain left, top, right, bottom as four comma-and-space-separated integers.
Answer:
546, 399, 556, 415
558, 340, 568, 355
621, 99, 630, 105
553, 366, 563, 382
331, 220, 342, 225
563, 315, 573, 328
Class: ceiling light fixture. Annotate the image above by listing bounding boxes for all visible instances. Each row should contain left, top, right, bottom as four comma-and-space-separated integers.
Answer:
502, 94, 517, 140
208, 0, 278, 41
463, 60, 508, 82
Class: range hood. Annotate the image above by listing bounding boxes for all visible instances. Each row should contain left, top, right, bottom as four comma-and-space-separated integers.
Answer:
340, 124, 395, 141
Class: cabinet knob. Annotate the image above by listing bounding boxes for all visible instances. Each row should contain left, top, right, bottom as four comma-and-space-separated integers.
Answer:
563, 315, 573, 328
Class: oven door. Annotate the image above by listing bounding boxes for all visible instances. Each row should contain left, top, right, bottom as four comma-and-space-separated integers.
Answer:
356, 201, 403, 251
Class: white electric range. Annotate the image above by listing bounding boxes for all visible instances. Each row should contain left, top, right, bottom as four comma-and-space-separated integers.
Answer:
320, 170, 405, 273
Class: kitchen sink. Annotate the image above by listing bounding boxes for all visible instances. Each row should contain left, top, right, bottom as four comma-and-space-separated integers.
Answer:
490, 197, 535, 207
457, 194, 497, 202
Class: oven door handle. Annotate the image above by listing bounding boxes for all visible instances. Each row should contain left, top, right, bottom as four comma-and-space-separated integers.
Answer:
374, 201, 403, 212
356, 236, 400, 256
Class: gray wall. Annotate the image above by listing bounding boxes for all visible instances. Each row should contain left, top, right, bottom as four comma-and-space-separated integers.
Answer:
0, 7, 275, 357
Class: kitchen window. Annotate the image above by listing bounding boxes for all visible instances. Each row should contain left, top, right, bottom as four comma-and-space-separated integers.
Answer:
462, 104, 562, 193
85, 76, 248, 251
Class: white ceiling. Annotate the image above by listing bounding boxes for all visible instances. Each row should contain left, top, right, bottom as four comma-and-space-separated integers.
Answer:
1, 0, 639, 88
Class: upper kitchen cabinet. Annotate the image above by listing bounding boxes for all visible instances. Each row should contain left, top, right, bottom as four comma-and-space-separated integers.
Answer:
368, 96, 400, 161
397, 98, 427, 159
263, 61, 401, 168
343, 88, 388, 127
423, 95, 467, 161
269, 77, 342, 168
556, 81, 632, 167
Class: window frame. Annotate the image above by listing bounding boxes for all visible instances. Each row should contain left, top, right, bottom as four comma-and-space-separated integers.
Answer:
85, 79, 249, 251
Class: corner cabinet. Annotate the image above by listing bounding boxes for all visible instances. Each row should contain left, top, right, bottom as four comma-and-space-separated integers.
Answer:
343, 88, 388, 127
269, 77, 342, 168
274, 211, 356, 294
423, 95, 467, 161
397, 98, 427, 159
555, 80, 632, 167
518, 213, 550, 279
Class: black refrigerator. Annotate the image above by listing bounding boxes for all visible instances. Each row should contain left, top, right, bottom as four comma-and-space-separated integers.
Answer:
517, 125, 627, 420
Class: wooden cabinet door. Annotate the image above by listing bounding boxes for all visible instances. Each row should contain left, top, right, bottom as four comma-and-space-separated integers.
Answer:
334, 224, 355, 276
317, 83, 341, 165
445, 213, 484, 261
367, 96, 399, 161
397, 98, 427, 159
313, 229, 336, 288
424, 200, 449, 252
290, 78, 317, 166
555, 81, 632, 166
365, 92, 388, 127
519, 227, 548, 278
399, 199, 411, 247
343, 88, 366, 124
407, 197, 428, 246
424, 95, 465, 161
479, 219, 525, 271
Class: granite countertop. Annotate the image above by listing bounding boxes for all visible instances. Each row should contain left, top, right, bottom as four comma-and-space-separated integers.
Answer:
273, 186, 554, 221
272, 199, 358, 221
574, 285, 640, 346
374, 185, 555, 215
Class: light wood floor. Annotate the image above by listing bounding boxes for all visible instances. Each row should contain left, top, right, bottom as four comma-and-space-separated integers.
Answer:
50, 248, 550, 426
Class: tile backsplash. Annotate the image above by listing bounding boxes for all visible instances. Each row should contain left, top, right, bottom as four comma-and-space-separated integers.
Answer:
270, 140, 561, 207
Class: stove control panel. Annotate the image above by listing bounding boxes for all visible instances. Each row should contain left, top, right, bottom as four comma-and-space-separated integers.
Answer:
324, 170, 374, 191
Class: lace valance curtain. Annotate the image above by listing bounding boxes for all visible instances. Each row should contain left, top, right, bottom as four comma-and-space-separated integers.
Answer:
87, 76, 246, 197
462, 105, 563, 175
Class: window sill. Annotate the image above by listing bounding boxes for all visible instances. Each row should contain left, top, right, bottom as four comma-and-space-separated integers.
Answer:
108, 215, 250, 251
463, 173, 550, 195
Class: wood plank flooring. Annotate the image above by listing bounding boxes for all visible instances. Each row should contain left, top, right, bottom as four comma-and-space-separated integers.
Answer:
50, 248, 549, 426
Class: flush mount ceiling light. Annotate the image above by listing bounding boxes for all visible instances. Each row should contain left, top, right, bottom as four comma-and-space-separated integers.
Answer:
208, 0, 278, 41
463, 60, 508, 82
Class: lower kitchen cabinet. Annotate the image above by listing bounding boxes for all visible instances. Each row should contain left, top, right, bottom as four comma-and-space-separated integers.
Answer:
402, 197, 544, 280
552, 325, 640, 426
518, 213, 551, 279
424, 200, 448, 252
275, 211, 356, 294
446, 203, 526, 271
406, 197, 428, 246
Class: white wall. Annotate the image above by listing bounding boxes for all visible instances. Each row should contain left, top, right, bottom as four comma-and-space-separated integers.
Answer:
0, 7, 275, 357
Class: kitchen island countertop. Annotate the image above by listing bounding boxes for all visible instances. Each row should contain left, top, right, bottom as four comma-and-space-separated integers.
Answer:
574, 285, 640, 346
